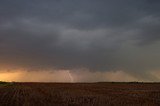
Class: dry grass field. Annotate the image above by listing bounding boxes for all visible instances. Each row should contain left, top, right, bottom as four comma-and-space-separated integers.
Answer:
0, 82, 160, 106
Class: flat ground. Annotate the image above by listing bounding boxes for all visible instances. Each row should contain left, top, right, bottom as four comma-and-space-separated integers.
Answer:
0, 82, 160, 106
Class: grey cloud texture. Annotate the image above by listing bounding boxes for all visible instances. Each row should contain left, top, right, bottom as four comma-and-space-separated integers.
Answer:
0, 0, 160, 81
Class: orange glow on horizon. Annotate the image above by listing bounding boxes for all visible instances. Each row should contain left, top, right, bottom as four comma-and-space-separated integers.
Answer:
0, 71, 21, 82
0, 70, 74, 82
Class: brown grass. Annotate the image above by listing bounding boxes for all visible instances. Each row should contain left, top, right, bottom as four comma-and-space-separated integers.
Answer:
0, 82, 160, 106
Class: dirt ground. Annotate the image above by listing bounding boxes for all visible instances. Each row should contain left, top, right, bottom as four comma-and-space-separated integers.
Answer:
0, 82, 160, 106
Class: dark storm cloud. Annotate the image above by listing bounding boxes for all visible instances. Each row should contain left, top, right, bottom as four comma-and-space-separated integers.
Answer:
0, 0, 160, 80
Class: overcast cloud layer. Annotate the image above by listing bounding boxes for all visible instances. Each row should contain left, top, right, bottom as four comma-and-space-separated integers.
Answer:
0, 0, 160, 81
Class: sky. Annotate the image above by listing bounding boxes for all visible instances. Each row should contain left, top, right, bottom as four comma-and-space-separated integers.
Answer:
0, 0, 160, 82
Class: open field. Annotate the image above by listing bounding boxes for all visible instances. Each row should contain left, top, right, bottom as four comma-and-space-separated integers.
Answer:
0, 81, 12, 87
0, 82, 160, 106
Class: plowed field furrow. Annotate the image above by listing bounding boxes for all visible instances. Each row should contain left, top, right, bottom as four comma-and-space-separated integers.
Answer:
0, 88, 15, 106
1, 83, 160, 106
